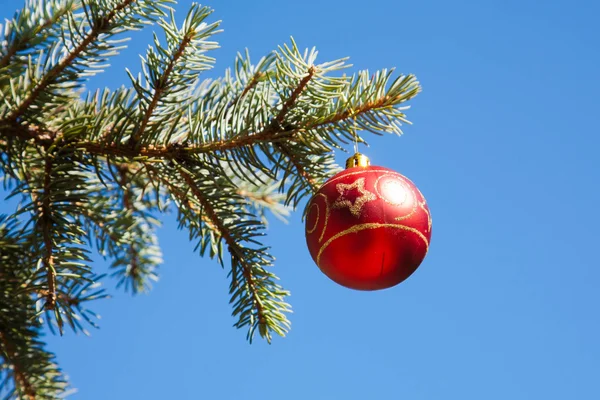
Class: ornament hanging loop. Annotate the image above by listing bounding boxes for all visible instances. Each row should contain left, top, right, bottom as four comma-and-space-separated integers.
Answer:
352, 113, 359, 154
345, 112, 370, 168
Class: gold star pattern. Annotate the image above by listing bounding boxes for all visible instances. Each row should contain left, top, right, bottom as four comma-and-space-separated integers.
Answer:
332, 177, 377, 217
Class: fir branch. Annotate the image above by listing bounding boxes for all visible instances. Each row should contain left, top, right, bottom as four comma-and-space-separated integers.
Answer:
177, 166, 269, 332
130, 33, 194, 145
78, 163, 162, 294
13, 150, 105, 335
126, 4, 220, 147
0, 217, 70, 399
1, 57, 418, 164
149, 160, 290, 342
0, 0, 427, 395
1, 94, 402, 156
1, 76, 417, 169
4, 0, 137, 123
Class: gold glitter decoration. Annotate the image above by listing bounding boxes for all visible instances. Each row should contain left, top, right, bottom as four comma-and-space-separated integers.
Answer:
414, 186, 432, 233
306, 203, 319, 234
332, 178, 377, 218
316, 222, 430, 266
419, 201, 432, 232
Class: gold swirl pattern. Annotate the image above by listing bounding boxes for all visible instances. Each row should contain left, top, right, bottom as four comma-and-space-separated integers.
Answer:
306, 203, 319, 234
306, 193, 331, 242
316, 222, 430, 266
420, 201, 432, 233
413, 186, 432, 233
374, 174, 419, 222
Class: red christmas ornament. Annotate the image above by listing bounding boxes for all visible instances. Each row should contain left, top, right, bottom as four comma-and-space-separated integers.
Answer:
305, 153, 432, 290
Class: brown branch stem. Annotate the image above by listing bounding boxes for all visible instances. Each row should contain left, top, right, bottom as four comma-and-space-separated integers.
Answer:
130, 33, 194, 145
227, 71, 265, 110
275, 66, 315, 124
1, 90, 396, 160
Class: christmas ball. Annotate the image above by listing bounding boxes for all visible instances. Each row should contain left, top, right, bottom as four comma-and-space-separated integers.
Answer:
305, 153, 432, 290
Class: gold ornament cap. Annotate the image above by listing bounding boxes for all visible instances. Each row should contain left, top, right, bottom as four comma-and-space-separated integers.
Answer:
345, 153, 371, 169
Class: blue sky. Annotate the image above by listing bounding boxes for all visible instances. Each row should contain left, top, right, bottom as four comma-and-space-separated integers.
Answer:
2, 0, 600, 399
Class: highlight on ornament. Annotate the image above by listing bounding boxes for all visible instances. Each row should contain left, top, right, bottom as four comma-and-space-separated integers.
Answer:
305, 153, 432, 291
